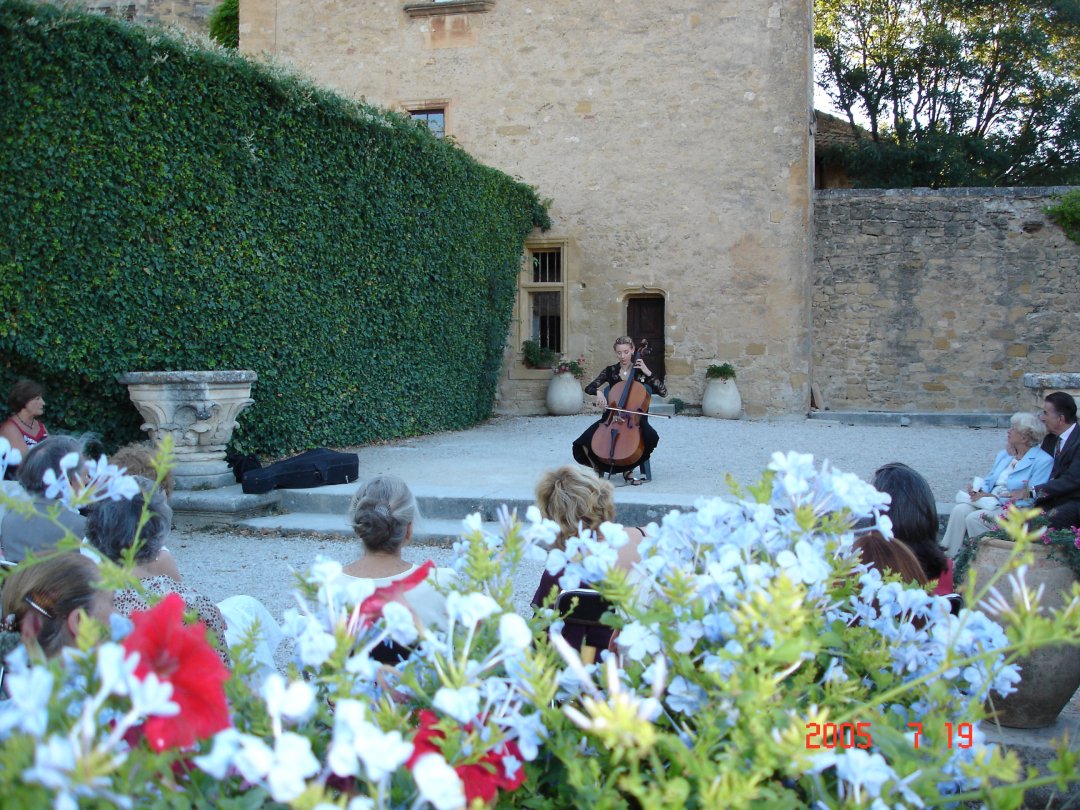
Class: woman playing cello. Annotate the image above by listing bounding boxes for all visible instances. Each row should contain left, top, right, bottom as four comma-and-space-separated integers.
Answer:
571, 336, 666, 484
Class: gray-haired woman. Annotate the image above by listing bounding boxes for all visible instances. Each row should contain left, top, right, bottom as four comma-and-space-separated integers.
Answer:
941, 412, 1054, 556
339, 474, 457, 633
0, 436, 87, 563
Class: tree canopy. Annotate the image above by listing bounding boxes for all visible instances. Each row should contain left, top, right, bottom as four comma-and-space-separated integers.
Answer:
815, 0, 1080, 187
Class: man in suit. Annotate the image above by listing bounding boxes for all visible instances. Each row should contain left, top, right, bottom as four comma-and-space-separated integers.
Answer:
1034, 391, 1080, 530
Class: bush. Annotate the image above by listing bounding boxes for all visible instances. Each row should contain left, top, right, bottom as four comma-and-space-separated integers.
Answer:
1046, 188, 1080, 245
522, 340, 558, 369
0, 0, 549, 453
208, 0, 238, 49
706, 363, 736, 380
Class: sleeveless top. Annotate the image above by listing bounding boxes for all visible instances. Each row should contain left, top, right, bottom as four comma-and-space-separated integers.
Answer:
6, 417, 47, 449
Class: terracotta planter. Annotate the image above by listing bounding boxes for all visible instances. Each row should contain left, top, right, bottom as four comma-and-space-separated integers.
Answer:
119, 370, 258, 490
967, 537, 1080, 728
702, 378, 741, 419
546, 372, 583, 415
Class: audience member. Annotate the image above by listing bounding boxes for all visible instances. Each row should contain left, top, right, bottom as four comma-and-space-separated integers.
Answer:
853, 530, 928, 587
1034, 392, 1080, 530
85, 479, 232, 666
530, 466, 644, 655
341, 474, 457, 633
872, 462, 953, 595
0, 436, 88, 564
1, 552, 113, 659
108, 441, 175, 498
942, 412, 1052, 556
1, 379, 49, 476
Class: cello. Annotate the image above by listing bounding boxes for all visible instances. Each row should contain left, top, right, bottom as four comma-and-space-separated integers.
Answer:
590, 338, 661, 475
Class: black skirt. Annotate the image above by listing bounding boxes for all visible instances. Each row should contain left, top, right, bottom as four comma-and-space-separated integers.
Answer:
572, 415, 658, 475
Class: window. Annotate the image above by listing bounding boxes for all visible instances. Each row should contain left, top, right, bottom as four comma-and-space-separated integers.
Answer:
409, 108, 445, 138
520, 244, 565, 355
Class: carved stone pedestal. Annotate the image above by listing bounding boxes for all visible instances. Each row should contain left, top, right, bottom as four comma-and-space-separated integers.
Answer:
118, 370, 258, 490
1022, 373, 1080, 412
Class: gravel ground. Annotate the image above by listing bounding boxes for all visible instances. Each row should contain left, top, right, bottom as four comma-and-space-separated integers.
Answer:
172, 413, 1009, 620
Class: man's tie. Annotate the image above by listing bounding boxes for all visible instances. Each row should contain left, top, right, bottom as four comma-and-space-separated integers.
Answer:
1055, 437, 1063, 460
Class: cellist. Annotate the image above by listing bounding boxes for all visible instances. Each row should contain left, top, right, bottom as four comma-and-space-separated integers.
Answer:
571, 336, 667, 484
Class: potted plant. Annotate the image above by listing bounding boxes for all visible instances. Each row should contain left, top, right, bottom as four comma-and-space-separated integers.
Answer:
955, 512, 1080, 728
547, 358, 586, 415
522, 340, 558, 369
702, 362, 741, 419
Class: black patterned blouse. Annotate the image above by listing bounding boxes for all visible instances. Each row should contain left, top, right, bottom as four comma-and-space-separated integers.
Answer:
583, 363, 667, 399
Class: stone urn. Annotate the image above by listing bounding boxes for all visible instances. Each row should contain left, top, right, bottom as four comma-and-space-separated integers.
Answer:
118, 370, 258, 491
546, 372, 583, 415
702, 378, 741, 419
966, 537, 1080, 728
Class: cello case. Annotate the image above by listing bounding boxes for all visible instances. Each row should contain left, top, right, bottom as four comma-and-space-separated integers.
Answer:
241, 448, 359, 494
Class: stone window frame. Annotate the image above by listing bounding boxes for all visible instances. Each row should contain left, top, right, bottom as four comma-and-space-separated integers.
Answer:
403, 1, 495, 18
402, 99, 453, 139
510, 237, 571, 380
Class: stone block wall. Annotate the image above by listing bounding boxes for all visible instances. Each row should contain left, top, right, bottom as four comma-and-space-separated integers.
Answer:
82, 0, 220, 36
813, 188, 1080, 413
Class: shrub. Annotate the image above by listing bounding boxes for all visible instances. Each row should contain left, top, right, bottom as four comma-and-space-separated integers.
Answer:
522, 340, 558, 369
706, 362, 736, 380
552, 358, 585, 379
208, 0, 238, 49
1046, 188, 1080, 245
0, 0, 549, 453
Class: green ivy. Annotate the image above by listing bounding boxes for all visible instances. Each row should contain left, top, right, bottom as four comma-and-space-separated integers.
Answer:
0, 0, 550, 454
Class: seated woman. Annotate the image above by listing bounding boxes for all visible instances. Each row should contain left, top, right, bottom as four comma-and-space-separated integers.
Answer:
0, 436, 88, 564
941, 412, 1052, 556
531, 465, 644, 658
0, 379, 49, 479
341, 474, 457, 639
1, 552, 114, 660
84, 479, 231, 666
853, 530, 928, 587
872, 462, 953, 595
572, 336, 666, 485
105, 442, 181, 581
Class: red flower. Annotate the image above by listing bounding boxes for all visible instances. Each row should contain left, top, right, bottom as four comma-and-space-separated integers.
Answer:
407, 709, 525, 805
347, 559, 435, 634
123, 593, 231, 751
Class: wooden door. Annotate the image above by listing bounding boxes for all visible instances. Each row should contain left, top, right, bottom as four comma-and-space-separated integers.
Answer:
626, 297, 665, 383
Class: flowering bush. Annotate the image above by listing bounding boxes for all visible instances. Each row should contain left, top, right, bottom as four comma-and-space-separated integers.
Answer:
955, 513, 1080, 586
3, 442, 1080, 809
553, 358, 586, 380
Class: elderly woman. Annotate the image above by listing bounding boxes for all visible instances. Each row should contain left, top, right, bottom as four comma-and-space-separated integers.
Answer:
530, 465, 644, 656
1, 553, 114, 660
85, 478, 231, 666
872, 462, 953, 595
941, 412, 1053, 556
0, 436, 87, 564
1, 380, 49, 475
340, 474, 457, 633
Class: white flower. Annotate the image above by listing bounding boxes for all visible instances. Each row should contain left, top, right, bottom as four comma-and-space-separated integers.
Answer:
207, 730, 319, 803
128, 671, 178, 718
23, 734, 76, 790
666, 676, 706, 714
776, 539, 832, 585
0, 663, 54, 738
263, 674, 316, 729
412, 753, 466, 810
381, 600, 419, 646
266, 733, 321, 802
446, 592, 501, 627
194, 729, 243, 779
618, 621, 661, 661
498, 613, 532, 654
433, 686, 481, 724
328, 700, 413, 782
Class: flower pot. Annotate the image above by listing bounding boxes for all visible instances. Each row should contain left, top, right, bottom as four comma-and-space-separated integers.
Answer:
546, 372, 583, 415
119, 370, 258, 490
967, 537, 1080, 728
702, 378, 741, 419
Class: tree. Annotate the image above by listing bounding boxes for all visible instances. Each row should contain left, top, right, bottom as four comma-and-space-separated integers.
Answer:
815, 0, 1080, 187
208, 0, 238, 50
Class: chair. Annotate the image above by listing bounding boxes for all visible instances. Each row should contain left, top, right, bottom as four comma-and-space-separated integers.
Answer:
553, 588, 614, 664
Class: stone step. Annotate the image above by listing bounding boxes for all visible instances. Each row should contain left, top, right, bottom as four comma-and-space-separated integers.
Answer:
808, 411, 1011, 428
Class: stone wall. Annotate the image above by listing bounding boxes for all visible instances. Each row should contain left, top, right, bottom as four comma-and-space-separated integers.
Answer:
814, 188, 1080, 413
82, 0, 220, 36
239, 0, 815, 417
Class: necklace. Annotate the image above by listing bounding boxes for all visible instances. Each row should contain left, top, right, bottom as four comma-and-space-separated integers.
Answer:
14, 412, 36, 432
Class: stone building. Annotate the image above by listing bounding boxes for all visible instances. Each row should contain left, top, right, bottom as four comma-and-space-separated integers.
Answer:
81, 0, 222, 36
238, 0, 816, 416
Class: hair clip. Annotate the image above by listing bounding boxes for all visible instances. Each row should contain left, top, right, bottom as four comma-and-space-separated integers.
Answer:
24, 596, 54, 620
1, 613, 16, 632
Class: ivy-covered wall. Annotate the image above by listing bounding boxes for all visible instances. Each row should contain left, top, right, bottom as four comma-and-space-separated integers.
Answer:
0, 0, 548, 454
